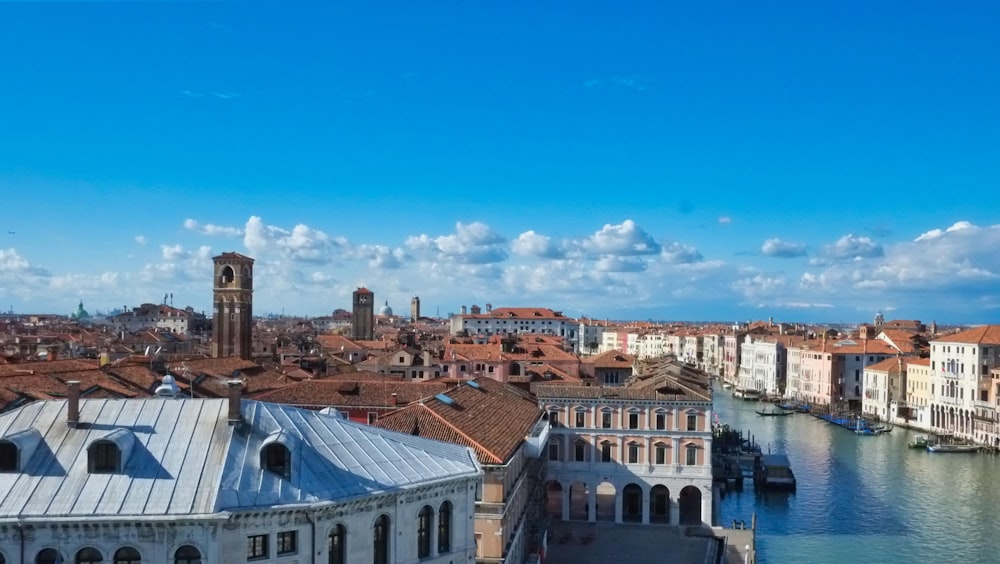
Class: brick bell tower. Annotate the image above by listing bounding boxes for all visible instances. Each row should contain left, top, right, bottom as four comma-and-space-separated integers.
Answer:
212, 252, 254, 359
352, 287, 374, 341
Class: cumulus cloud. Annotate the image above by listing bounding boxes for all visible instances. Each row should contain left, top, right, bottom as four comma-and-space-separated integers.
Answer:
915, 221, 976, 242
406, 222, 508, 264
731, 273, 787, 299
184, 218, 243, 237
511, 230, 567, 259
824, 234, 884, 260
582, 220, 660, 256
0, 248, 50, 279
358, 244, 408, 269
244, 216, 345, 262
761, 238, 808, 258
595, 256, 648, 273
661, 242, 703, 264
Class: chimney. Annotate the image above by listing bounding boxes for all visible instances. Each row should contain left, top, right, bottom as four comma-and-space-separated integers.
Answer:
390, 393, 398, 406
48, 347, 58, 361
67, 380, 80, 428
227, 380, 243, 425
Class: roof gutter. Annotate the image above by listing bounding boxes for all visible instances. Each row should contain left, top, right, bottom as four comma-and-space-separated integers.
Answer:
0, 512, 232, 525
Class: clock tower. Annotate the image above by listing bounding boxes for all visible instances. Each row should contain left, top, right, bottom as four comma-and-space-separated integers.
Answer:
352, 287, 374, 340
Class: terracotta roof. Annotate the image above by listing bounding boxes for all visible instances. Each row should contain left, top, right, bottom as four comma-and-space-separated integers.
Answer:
375, 378, 542, 465
583, 349, 635, 368
907, 357, 931, 367
463, 307, 569, 319
0, 359, 100, 377
213, 251, 254, 261
315, 334, 364, 351
252, 379, 448, 408
865, 357, 906, 372
933, 325, 1000, 345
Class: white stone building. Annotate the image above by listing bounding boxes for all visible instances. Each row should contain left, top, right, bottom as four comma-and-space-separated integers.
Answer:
0, 381, 482, 564
928, 325, 1000, 443
535, 360, 714, 528
736, 336, 785, 396
450, 307, 578, 349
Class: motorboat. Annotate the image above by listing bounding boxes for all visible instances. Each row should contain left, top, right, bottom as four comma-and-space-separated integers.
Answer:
927, 443, 980, 453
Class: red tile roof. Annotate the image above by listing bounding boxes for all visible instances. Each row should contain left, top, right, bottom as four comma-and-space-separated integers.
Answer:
375, 378, 542, 465
934, 325, 1000, 345
253, 379, 448, 409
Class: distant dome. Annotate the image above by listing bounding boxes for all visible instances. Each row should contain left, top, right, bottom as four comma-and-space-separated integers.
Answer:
71, 300, 90, 320
379, 300, 393, 316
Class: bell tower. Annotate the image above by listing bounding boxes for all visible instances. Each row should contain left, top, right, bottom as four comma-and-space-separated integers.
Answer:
212, 252, 254, 359
410, 295, 421, 322
352, 287, 374, 340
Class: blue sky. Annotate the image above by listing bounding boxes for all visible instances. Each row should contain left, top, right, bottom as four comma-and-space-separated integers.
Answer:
2, 2, 1000, 324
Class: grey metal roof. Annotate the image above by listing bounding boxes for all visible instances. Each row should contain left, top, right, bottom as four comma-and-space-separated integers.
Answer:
0, 398, 480, 519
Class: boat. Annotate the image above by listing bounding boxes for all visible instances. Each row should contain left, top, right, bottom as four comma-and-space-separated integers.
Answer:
927, 443, 980, 453
793, 404, 811, 414
908, 435, 929, 448
753, 454, 796, 491
722, 382, 734, 390
756, 409, 794, 417
735, 389, 762, 401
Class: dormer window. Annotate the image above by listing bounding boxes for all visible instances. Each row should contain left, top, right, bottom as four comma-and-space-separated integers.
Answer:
0, 441, 16, 472
263, 442, 291, 478
89, 441, 120, 473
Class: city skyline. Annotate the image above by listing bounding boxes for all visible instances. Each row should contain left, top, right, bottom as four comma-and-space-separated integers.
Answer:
2, 3, 1000, 324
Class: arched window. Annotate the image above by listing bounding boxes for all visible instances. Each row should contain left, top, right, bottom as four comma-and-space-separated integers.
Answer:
328, 524, 346, 564
76, 548, 104, 564
221, 266, 235, 285
113, 547, 141, 564
437, 501, 452, 553
262, 442, 291, 478
36, 549, 61, 564
417, 505, 433, 558
173, 546, 202, 564
373, 514, 390, 564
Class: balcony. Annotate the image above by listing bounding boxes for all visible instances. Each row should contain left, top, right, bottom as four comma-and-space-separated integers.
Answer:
523, 419, 551, 458
938, 395, 962, 406
975, 400, 996, 411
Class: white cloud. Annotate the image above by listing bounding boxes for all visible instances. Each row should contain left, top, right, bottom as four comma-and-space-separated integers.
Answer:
761, 238, 808, 258
358, 244, 407, 269
184, 218, 243, 237
595, 256, 648, 273
406, 222, 507, 264
0, 248, 50, 278
661, 242, 703, 264
582, 220, 660, 256
824, 234, 884, 260
134, 235, 147, 245
915, 220, 976, 242
718, 216, 732, 225
732, 273, 787, 300
511, 230, 567, 259
244, 216, 344, 263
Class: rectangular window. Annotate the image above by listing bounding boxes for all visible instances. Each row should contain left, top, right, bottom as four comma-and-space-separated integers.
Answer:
602, 412, 612, 429
628, 444, 639, 464
277, 531, 297, 555
548, 441, 559, 461
655, 445, 666, 465
367, 412, 378, 424
686, 414, 697, 431
575, 442, 586, 462
549, 411, 559, 426
248, 534, 269, 560
628, 413, 639, 429
601, 443, 613, 462
575, 411, 586, 428
656, 413, 666, 430
686, 447, 698, 466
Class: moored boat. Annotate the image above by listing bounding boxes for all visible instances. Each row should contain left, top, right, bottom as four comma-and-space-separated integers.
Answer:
756, 409, 794, 417
908, 435, 929, 448
753, 454, 796, 491
927, 443, 980, 453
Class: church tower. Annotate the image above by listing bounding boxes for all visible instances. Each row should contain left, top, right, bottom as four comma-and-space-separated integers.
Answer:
212, 252, 254, 359
352, 287, 374, 341
410, 295, 421, 322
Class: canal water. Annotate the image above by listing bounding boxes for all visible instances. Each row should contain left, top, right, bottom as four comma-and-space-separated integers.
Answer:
714, 386, 1000, 564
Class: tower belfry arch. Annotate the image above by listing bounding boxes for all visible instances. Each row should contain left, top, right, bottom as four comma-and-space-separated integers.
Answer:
212, 252, 254, 359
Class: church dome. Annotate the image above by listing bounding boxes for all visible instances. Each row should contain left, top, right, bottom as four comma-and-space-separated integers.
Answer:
379, 300, 393, 316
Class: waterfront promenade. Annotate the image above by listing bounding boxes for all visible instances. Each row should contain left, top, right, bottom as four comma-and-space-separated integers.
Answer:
543, 521, 754, 564
715, 387, 1000, 563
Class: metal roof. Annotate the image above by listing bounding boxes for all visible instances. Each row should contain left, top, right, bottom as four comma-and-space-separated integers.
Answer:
0, 398, 480, 519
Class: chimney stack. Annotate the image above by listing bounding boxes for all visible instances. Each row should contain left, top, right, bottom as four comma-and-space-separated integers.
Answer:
390, 393, 398, 407
48, 348, 58, 362
227, 380, 244, 425
67, 380, 80, 428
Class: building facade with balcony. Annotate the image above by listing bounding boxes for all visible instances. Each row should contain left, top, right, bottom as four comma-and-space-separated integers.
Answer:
928, 326, 1000, 443
534, 360, 713, 528
901, 357, 932, 428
